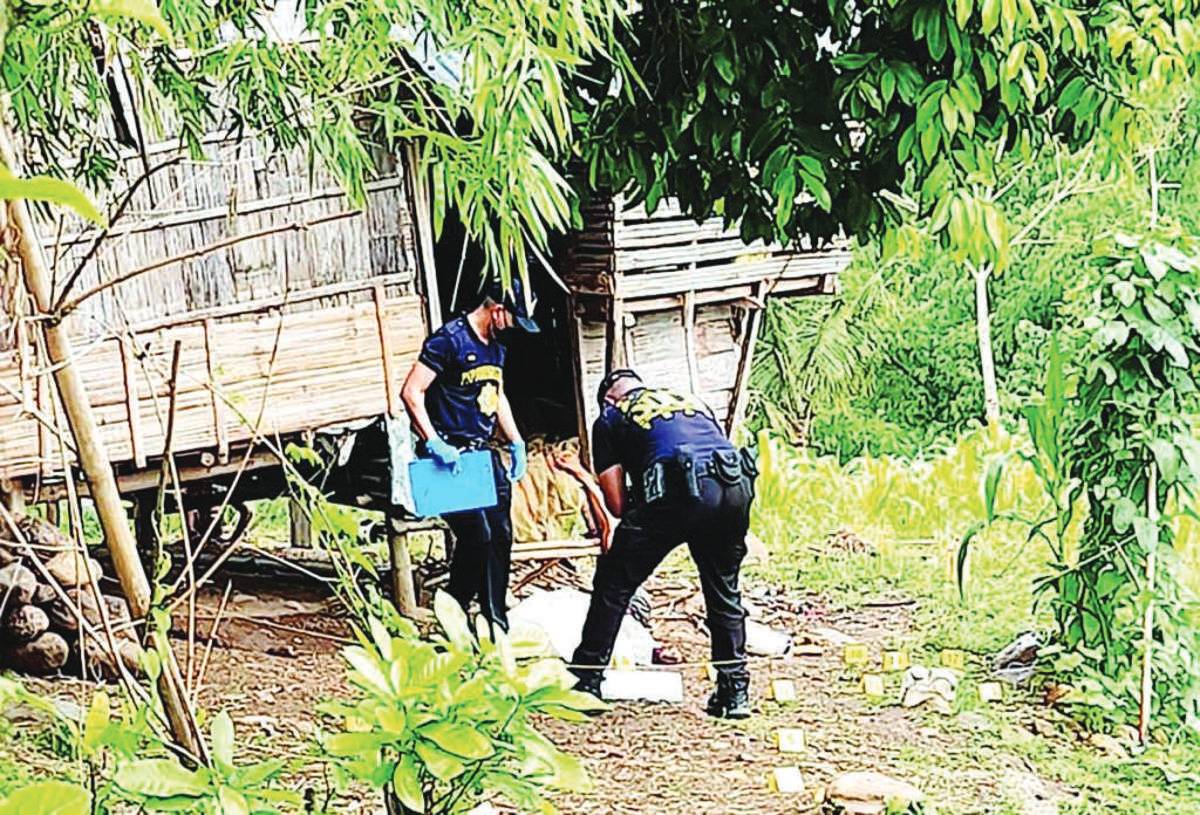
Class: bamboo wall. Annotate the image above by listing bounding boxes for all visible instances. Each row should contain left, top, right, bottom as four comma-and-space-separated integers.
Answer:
0, 136, 430, 486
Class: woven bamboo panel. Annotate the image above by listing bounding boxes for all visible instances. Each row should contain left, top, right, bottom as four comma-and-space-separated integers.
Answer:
44, 138, 419, 341
0, 294, 425, 482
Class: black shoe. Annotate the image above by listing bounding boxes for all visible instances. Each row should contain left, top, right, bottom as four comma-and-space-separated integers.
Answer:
706, 675, 751, 720
571, 672, 605, 715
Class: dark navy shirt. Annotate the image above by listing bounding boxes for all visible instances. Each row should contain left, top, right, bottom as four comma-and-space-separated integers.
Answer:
418, 316, 505, 446
591, 386, 733, 480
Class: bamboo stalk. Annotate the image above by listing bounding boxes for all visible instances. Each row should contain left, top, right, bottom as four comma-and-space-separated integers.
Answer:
0, 121, 207, 763
1138, 464, 1158, 745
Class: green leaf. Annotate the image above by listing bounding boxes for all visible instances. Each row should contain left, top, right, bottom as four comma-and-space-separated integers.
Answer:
955, 0, 972, 28
418, 721, 494, 760
115, 759, 209, 798
211, 711, 235, 769
325, 732, 390, 758
434, 591, 474, 651
83, 690, 111, 754
92, 0, 173, 41
413, 741, 467, 782
344, 645, 392, 697
983, 455, 1005, 523
217, 786, 249, 815
1133, 516, 1158, 554
1149, 439, 1180, 483
0, 172, 105, 226
0, 781, 89, 815
1112, 497, 1138, 533
712, 53, 735, 84
392, 756, 425, 812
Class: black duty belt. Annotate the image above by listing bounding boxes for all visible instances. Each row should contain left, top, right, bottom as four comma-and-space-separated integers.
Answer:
641, 447, 755, 504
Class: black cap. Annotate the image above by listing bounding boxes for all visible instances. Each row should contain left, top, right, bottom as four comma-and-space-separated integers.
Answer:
483, 275, 539, 333
596, 368, 641, 407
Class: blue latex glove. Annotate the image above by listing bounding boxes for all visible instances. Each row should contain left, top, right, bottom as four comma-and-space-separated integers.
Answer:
508, 440, 527, 482
427, 436, 461, 471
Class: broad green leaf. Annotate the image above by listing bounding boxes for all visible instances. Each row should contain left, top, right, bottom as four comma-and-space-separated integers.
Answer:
115, 759, 209, 798
83, 689, 111, 753
983, 455, 1005, 523
344, 645, 393, 696
217, 786, 249, 815
1111, 497, 1137, 533
1149, 439, 1180, 483
211, 711, 235, 769
418, 721, 494, 760
0, 781, 89, 815
1133, 516, 1158, 554
392, 756, 425, 812
712, 53, 735, 84
92, 0, 173, 41
413, 740, 467, 782
434, 590, 474, 650
0, 172, 104, 226
325, 732, 390, 757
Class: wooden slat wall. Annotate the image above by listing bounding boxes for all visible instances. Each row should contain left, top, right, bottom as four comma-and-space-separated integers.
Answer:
573, 302, 742, 466
0, 295, 426, 482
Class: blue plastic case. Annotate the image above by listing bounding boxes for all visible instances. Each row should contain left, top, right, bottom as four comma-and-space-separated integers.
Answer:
408, 450, 499, 517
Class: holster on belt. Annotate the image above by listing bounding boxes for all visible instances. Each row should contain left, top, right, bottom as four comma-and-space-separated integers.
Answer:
641, 446, 756, 504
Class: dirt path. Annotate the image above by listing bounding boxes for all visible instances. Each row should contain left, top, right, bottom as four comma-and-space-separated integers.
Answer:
155, 573, 1062, 814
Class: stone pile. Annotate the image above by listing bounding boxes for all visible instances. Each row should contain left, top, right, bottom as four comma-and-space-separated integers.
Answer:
0, 514, 143, 679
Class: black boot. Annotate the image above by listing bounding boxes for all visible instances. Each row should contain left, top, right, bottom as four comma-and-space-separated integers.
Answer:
706, 674, 751, 719
571, 670, 604, 705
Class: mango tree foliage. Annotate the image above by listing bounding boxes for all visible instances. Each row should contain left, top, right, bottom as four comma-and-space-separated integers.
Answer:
0, 0, 633, 291
572, 0, 1200, 251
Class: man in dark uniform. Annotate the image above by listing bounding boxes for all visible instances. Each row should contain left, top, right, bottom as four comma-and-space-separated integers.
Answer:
570, 369, 758, 719
400, 278, 538, 630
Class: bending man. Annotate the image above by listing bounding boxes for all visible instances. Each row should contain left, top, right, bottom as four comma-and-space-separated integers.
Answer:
571, 369, 758, 718
400, 278, 538, 629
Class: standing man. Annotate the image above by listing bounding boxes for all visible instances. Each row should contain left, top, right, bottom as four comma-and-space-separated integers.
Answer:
570, 370, 758, 719
400, 278, 538, 630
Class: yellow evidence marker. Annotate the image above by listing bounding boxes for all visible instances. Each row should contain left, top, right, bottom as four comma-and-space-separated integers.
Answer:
843, 642, 870, 666
978, 681, 1004, 703
775, 728, 807, 754
882, 649, 910, 672
769, 679, 798, 703
861, 673, 886, 698
767, 767, 806, 794
940, 649, 967, 671
612, 654, 635, 671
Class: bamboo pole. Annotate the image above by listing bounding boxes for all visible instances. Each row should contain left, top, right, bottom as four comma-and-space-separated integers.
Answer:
0, 124, 207, 763
1138, 465, 1158, 745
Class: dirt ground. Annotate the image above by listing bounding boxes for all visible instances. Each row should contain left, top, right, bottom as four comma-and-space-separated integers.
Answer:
81, 566, 1061, 815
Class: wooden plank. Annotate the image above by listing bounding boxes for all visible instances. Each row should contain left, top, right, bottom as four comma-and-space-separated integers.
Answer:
35, 449, 282, 502
202, 319, 229, 463
616, 236, 773, 273
566, 294, 592, 469
613, 250, 851, 300
372, 284, 399, 418
726, 286, 765, 437
682, 291, 701, 394
405, 144, 441, 330
388, 512, 419, 616
120, 338, 147, 467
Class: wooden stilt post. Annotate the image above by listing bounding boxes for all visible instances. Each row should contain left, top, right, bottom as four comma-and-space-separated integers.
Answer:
387, 512, 419, 617
289, 498, 313, 548
0, 124, 206, 763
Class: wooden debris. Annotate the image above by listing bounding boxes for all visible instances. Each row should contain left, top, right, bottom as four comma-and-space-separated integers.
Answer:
827, 771, 924, 815
767, 766, 805, 794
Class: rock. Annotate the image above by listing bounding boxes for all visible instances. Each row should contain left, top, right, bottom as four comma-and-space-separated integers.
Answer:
1088, 732, 1127, 759
0, 545, 14, 567
45, 552, 103, 588
118, 639, 145, 677
80, 633, 142, 681
0, 563, 36, 606
1001, 769, 1060, 815
15, 516, 72, 556
3, 631, 69, 675
2, 604, 49, 643
900, 665, 958, 713
826, 771, 923, 814
102, 594, 132, 624
32, 582, 57, 606
45, 588, 102, 633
